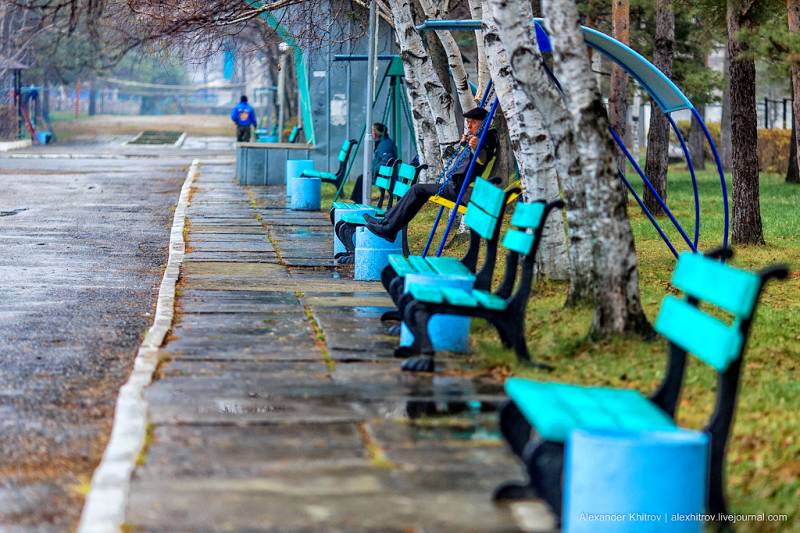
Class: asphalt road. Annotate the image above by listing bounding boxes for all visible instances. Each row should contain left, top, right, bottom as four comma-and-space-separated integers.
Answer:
0, 150, 189, 530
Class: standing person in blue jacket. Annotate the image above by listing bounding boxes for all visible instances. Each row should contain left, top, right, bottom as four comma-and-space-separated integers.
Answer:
350, 122, 398, 201
231, 95, 257, 142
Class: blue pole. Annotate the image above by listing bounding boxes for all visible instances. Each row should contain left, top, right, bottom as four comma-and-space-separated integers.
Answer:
665, 113, 700, 248
436, 97, 500, 256
422, 208, 446, 256
609, 126, 696, 252
692, 107, 729, 252
618, 171, 679, 258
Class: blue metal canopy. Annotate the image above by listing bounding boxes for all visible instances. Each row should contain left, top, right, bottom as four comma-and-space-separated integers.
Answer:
416, 19, 693, 113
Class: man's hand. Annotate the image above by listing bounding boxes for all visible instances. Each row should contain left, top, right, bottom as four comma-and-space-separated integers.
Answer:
467, 135, 479, 151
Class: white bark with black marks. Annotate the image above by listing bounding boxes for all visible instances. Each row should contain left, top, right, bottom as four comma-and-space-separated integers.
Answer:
488, 0, 593, 302
385, 3, 438, 179
468, 0, 491, 95
542, 0, 650, 336
482, 1, 570, 280
389, 0, 460, 174
417, 0, 476, 115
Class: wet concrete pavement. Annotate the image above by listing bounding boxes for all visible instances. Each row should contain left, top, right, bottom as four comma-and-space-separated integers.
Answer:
123, 164, 552, 531
0, 153, 191, 530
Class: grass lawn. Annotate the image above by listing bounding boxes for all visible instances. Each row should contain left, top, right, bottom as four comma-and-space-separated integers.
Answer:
45, 114, 233, 140
326, 167, 799, 529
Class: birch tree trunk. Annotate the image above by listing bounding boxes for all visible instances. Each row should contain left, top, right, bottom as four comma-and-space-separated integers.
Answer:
418, 0, 476, 115
643, 0, 674, 216
727, 0, 765, 244
468, 0, 491, 94
482, 2, 570, 280
609, 0, 630, 175
789, 0, 800, 183
425, 28, 453, 96
542, 0, 650, 336
488, 0, 594, 303
399, 58, 440, 179
389, 0, 460, 179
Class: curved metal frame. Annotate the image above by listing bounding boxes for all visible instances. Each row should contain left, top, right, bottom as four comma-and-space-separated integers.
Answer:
416, 17, 730, 257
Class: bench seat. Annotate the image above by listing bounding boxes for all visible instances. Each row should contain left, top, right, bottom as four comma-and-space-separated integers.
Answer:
505, 378, 676, 442
332, 201, 374, 211
388, 254, 472, 278
301, 169, 337, 181
408, 285, 508, 311
339, 210, 385, 226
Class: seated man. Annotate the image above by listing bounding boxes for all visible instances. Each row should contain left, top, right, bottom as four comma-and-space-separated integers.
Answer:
365, 107, 497, 242
350, 122, 399, 201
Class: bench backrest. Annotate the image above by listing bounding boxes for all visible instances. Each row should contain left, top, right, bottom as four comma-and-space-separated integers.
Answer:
501, 202, 547, 257
391, 163, 420, 199
374, 161, 399, 192
337, 139, 354, 163
493, 199, 562, 311
647, 250, 786, 497
655, 253, 761, 372
462, 178, 506, 240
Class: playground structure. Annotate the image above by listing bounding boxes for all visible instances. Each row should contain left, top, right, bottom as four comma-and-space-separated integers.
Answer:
415, 18, 730, 259
0, 57, 31, 141
234, 7, 733, 266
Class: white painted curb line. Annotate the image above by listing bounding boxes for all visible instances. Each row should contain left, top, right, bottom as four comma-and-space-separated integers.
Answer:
0, 139, 33, 152
77, 159, 199, 533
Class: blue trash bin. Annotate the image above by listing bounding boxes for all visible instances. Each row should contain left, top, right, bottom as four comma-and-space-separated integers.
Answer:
36, 131, 52, 144
290, 177, 321, 210
400, 272, 475, 353
285, 159, 314, 197
333, 206, 377, 257
354, 226, 402, 281
563, 428, 709, 533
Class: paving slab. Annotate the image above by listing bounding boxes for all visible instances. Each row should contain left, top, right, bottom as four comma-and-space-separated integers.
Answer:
123, 164, 552, 531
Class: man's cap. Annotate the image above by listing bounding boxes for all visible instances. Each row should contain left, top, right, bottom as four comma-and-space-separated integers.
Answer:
463, 107, 488, 120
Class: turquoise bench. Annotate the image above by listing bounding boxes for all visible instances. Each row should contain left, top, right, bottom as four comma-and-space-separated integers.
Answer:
380, 178, 520, 327
300, 139, 357, 192
287, 125, 302, 143
398, 199, 564, 372
494, 248, 788, 522
334, 161, 424, 263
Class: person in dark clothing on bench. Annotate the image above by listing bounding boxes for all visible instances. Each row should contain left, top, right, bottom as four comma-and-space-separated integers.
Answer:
364, 107, 497, 243
350, 122, 398, 202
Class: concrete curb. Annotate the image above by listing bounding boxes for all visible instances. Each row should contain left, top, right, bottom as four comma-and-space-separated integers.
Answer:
4, 153, 161, 159
76, 159, 199, 533
0, 139, 33, 152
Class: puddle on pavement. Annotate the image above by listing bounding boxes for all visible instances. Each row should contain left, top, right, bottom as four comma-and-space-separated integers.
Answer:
352, 306, 389, 317
402, 376, 502, 442
212, 399, 292, 415
0, 208, 28, 217
403, 400, 501, 442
